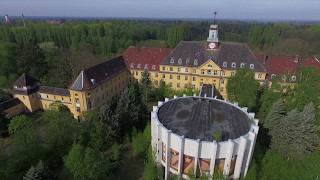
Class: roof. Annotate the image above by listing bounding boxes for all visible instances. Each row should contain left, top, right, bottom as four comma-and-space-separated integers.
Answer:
39, 86, 70, 97
123, 47, 172, 71
68, 56, 127, 91
255, 54, 320, 80
13, 73, 39, 87
199, 84, 214, 98
0, 98, 23, 111
162, 41, 266, 72
157, 97, 251, 141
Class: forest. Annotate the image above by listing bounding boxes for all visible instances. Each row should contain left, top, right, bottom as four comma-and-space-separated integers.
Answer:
0, 19, 320, 179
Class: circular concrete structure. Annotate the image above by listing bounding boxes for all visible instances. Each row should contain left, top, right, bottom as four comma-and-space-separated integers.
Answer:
151, 95, 259, 179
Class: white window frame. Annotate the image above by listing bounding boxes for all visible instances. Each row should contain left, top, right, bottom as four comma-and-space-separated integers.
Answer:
231, 62, 236, 68
223, 62, 227, 67
250, 64, 254, 69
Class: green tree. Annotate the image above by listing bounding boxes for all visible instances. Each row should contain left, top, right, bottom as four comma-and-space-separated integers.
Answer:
38, 42, 58, 63
64, 144, 111, 180
226, 68, 260, 111
23, 160, 57, 180
0, 110, 9, 136
0, 42, 16, 77
141, 70, 152, 101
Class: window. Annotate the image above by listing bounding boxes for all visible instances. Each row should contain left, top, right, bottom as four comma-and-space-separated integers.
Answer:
170, 75, 173, 79
240, 63, 245, 68
282, 75, 287, 82
186, 58, 190, 64
137, 64, 141, 68
178, 68, 181, 72
46, 95, 48, 98
220, 87, 224, 92
221, 79, 224, 84
177, 83, 180, 88
194, 59, 198, 65
141, 72, 143, 76
250, 64, 254, 69
169, 82, 172, 87
23, 96, 25, 99
231, 62, 236, 68
162, 67, 165, 71
214, 70, 218, 75
192, 84, 195, 89
208, 64, 212, 67
102, 94, 105, 100
155, 73, 158, 77
185, 76, 188, 80
155, 80, 158, 85
177, 75, 181, 80
223, 62, 227, 67
271, 74, 276, 79
184, 84, 188, 88
136, 71, 138, 75
75, 98, 79, 103
178, 59, 182, 64
170, 58, 174, 63
62, 97, 64, 100
185, 68, 189, 73
54, 96, 56, 99
144, 64, 148, 69
170, 67, 173, 71
163, 74, 166, 79
201, 70, 205, 74
77, 107, 80, 112
75, 94, 78, 96
193, 69, 197, 73
193, 77, 196, 81
231, 72, 235, 76
130, 63, 135, 68
258, 74, 262, 79
222, 71, 226, 76
208, 70, 211, 75
152, 65, 156, 70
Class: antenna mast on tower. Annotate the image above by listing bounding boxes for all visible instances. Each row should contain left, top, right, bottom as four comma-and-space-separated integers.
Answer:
213, 11, 217, 24
22, 13, 26, 27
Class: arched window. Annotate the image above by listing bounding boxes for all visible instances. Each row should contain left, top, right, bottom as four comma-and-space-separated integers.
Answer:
250, 64, 254, 69
223, 62, 227, 67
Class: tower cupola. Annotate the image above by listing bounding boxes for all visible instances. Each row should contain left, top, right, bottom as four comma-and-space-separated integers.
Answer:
207, 12, 219, 50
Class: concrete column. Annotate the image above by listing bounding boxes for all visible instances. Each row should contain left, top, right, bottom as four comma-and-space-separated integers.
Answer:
183, 94, 187, 97
233, 136, 248, 179
243, 129, 258, 176
223, 139, 234, 176
178, 136, 185, 178
209, 141, 218, 175
165, 98, 169, 102
158, 101, 163, 106
174, 95, 178, 99
157, 124, 162, 163
165, 130, 172, 180
193, 139, 201, 175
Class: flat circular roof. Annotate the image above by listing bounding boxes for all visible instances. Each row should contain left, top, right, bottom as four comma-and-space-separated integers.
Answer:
157, 97, 251, 141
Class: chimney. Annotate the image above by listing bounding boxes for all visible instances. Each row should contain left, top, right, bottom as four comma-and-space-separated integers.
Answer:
263, 55, 269, 64
294, 55, 299, 63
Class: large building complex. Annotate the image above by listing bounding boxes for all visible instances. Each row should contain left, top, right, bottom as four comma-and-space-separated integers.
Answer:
151, 95, 259, 179
1, 22, 320, 120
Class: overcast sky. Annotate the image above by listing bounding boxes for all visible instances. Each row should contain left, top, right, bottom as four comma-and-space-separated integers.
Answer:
1, 0, 320, 21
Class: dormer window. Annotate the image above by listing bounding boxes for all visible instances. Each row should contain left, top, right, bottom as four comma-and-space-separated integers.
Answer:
144, 64, 148, 69
178, 59, 182, 64
223, 62, 227, 67
291, 76, 296, 81
152, 65, 156, 70
137, 64, 141, 68
194, 59, 198, 65
231, 62, 236, 68
170, 58, 174, 63
250, 64, 254, 69
282, 75, 287, 82
240, 63, 245, 68
271, 74, 276, 79
186, 58, 190, 64
130, 63, 135, 68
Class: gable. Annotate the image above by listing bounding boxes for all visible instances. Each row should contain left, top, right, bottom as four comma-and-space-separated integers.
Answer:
198, 59, 222, 70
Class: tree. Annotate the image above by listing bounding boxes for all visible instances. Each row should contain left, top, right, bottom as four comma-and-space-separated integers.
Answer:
0, 42, 16, 77
140, 70, 152, 101
64, 144, 111, 180
23, 160, 57, 180
38, 42, 58, 63
0, 110, 9, 136
226, 68, 260, 111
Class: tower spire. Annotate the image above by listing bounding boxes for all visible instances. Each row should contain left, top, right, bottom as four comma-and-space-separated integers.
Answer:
214, 11, 217, 24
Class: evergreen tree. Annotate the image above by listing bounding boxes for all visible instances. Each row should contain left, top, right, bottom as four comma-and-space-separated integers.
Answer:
264, 100, 286, 134
23, 160, 57, 180
140, 70, 152, 101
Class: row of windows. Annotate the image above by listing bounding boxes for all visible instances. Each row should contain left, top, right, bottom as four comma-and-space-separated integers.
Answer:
222, 62, 255, 69
130, 63, 156, 70
162, 67, 236, 76
271, 74, 297, 81
153, 81, 225, 93
170, 58, 198, 65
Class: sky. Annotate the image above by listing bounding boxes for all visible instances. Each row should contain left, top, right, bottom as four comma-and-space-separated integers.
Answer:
1, 0, 320, 21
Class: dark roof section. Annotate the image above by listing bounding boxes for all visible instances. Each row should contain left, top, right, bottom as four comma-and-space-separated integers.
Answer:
13, 73, 39, 87
39, 86, 70, 97
123, 47, 172, 71
0, 98, 23, 111
68, 56, 127, 91
157, 97, 251, 141
255, 54, 320, 80
200, 84, 214, 98
162, 41, 266, 72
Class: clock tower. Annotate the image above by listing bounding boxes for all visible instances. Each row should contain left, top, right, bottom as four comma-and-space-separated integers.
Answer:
207, 24, 219, 50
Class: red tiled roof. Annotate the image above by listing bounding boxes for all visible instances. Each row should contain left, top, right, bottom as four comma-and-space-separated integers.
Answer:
255, 54, 320, 80
123, 47, 173, 72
